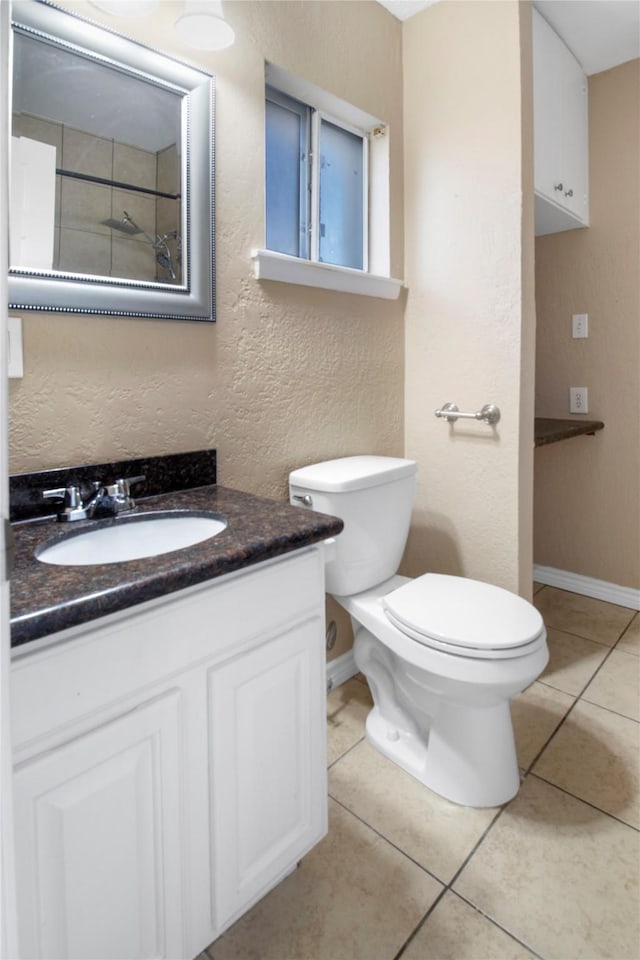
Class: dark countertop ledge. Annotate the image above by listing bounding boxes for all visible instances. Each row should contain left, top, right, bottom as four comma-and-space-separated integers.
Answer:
10, 484, 343, 649
535, 417, 604, 447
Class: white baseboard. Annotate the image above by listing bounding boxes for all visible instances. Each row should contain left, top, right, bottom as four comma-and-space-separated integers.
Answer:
326, 648, 358, 690
533, 565, 640, 611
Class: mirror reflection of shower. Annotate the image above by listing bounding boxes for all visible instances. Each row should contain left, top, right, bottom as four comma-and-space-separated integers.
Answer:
103, 211, 181, 282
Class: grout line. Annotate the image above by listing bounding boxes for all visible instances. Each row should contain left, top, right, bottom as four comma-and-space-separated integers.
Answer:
326, 732, 366, 770
522, 639, 624, 775
541, 623, 618, 648
528, 771, 640, 832
391, 799, 544, 960
392, 886, 448, 960
536, 676, 583, 696
578, 694, 639, 725
448, 890, 546, 960
441, 803, 508, 890
327, 794, 445, 887
617, 612, 640, 644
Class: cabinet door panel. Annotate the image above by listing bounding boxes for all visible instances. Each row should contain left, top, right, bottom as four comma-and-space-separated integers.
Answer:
558, 50, 588, 220
209, 617, 327, 930
14, 691, 184, 960
532, 9, 589, 234
533, 9, 562, 201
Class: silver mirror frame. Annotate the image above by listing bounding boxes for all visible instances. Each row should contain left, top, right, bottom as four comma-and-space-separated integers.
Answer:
9, 0, 215, 322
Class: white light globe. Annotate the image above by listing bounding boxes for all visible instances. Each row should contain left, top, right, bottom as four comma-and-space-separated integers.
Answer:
174, 12, 235, 50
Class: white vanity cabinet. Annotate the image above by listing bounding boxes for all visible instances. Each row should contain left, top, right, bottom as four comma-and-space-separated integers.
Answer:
11, 546, 328, 960
533, 8, 589, 236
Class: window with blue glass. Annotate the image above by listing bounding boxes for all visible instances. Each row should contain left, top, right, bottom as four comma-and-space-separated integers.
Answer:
266, 86, 367, 271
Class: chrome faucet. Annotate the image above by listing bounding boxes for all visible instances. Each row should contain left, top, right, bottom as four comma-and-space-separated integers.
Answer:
43, 475, 146, 522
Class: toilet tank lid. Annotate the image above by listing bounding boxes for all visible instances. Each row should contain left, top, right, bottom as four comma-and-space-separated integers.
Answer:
289, 456, 417, 493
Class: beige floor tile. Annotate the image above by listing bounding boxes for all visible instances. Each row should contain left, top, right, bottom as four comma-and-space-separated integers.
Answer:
402, 891, 536, 960
618, 613, 640, 657
533, 699, 639, 829
532, 581, 544, 595
211, 798, 442, 960
582, 649, 640, 721
454, 775, 640, 960
329, 740, 499, 883
539, 626, 611, 696
510, 680, 573, 770
326, 677, 373, 766
534, 587, 634, 646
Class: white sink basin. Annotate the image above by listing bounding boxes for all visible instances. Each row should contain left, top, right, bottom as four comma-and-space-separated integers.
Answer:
37, 512, 227, 566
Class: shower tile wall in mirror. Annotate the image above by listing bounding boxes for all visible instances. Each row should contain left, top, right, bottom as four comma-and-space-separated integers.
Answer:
9, 0, 215, 321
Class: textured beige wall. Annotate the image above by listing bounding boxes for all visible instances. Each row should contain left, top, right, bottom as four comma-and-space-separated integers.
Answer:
403, 0, 535, 595
9, 0, 404, 518
534, 59, 640, 590
9, 1, 405, 664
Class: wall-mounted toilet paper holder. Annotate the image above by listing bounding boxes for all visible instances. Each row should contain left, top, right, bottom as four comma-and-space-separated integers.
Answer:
434, 403, 501, 426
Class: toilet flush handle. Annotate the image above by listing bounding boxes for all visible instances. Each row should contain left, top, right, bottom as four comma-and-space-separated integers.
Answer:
292, 494, 313, 508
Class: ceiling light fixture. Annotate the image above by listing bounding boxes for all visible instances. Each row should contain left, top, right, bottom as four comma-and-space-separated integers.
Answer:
174, 0, 235, 51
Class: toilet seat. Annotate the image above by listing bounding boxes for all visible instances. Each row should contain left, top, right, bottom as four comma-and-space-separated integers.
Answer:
383, 573, 546, 661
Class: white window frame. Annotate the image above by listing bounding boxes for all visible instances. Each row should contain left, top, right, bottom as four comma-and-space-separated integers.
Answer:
310, 109, 369, 272
254, 63, 402, 301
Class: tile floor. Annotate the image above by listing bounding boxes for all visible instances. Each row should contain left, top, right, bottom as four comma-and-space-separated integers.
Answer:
205, 586, 640, 960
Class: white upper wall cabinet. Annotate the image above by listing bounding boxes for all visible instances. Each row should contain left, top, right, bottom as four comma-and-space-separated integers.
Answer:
533, 9, 589, 236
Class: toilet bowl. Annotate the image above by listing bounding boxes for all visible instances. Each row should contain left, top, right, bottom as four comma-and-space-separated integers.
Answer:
289, 456, 549, 808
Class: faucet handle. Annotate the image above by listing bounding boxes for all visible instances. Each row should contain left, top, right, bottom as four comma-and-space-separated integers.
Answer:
106, 474, 146, 511
43, 485, 82, 507
42, 485, 87, 521
122, 474, 146, 492
114, 475, 146, 499
42, 486, 67, 501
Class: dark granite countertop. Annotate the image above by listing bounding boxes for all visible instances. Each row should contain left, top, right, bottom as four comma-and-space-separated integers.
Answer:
534, 417, 604, 447
10, 484, 343, 649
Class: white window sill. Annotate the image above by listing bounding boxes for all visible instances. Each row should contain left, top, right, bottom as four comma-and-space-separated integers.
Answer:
251, 249, 403, 301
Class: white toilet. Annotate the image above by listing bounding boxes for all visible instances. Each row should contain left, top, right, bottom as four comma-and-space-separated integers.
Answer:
289, 455, 548, 808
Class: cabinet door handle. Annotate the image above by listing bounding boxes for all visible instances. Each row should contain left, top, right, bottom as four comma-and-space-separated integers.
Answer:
564, 189, 573, 198
554, 182, 563, 192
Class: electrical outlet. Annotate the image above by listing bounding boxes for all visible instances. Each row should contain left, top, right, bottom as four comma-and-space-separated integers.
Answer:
569, 387, 589, 414
572, 313, 588, 338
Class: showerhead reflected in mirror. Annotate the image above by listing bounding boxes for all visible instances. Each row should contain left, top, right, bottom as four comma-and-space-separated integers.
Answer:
9, 0, 215, 321
101, 211, 181, 283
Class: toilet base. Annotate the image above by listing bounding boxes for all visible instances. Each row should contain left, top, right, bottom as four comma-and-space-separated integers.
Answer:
352, 621, 525, 808
364, 699, 521, 808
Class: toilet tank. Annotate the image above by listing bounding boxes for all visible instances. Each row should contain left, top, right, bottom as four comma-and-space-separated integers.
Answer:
289, 456, 417, 596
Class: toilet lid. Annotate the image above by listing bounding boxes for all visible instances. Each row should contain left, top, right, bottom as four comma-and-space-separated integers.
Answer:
383, 574, 545, 656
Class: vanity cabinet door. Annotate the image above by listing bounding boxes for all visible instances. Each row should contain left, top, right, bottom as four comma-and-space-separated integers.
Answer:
209, 615, 327, 932
13, 690, 185, 960
533, 9, 589, 235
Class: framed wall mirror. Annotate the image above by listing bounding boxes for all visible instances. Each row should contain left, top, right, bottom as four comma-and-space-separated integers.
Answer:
9, 0, 215, 321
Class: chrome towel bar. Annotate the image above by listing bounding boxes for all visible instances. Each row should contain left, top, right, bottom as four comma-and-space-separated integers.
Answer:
434, 402, 501, 425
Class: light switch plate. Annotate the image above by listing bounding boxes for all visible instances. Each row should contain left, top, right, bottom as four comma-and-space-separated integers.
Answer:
572, 313, 588, 338
8, 316, 24, 378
